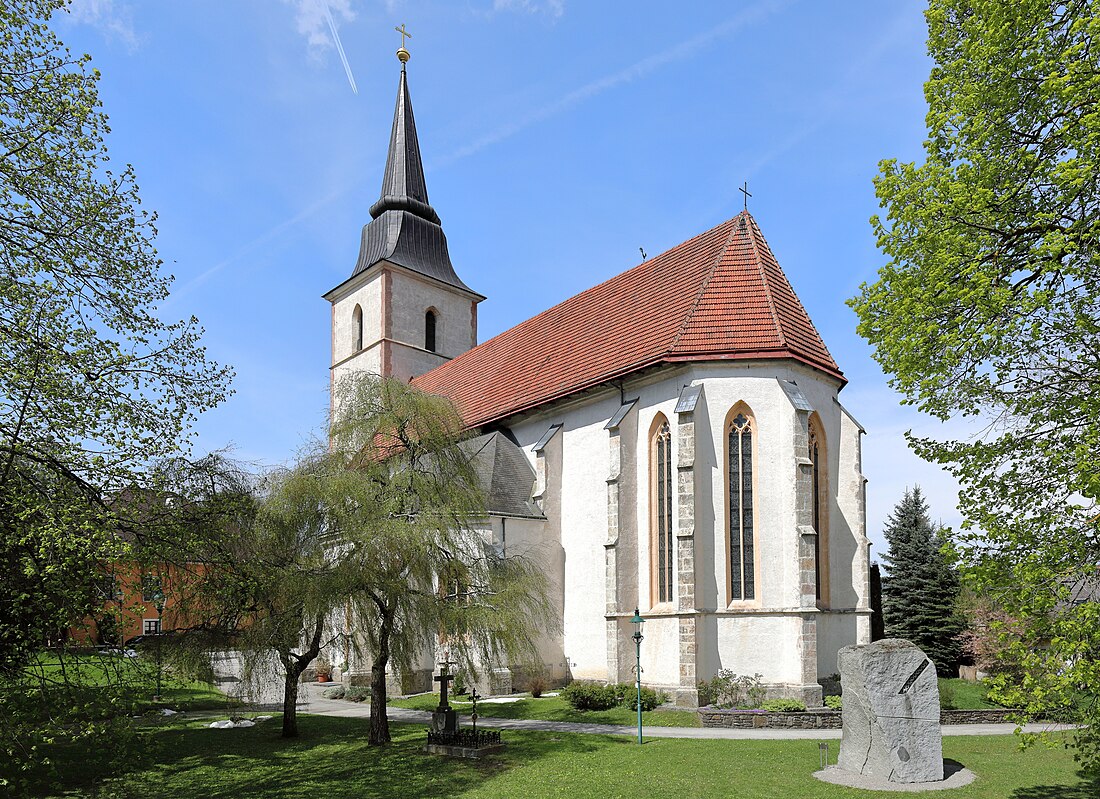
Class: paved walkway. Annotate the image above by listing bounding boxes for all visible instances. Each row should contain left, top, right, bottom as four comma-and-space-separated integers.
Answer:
294, 684, 1076, 741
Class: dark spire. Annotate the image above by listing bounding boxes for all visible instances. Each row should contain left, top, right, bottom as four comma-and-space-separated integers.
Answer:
368, 68, 439, 225
351, 66, 476, 294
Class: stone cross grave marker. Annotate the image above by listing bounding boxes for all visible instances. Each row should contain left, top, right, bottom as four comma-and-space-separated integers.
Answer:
431, 662, 459, 734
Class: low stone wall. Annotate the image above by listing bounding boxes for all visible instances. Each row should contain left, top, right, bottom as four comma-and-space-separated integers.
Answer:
699, 709, 842, 729
698, 707, 1020, 729
939, 709, 1018, 724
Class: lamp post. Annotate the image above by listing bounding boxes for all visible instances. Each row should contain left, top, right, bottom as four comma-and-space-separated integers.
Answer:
630, 608, 645, 744
153, 588, 166, 701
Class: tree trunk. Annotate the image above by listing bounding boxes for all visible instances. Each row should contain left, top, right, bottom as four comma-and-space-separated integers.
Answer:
281, 664, 301, 738
279, 614, 325, 738
368, 613, 394, 746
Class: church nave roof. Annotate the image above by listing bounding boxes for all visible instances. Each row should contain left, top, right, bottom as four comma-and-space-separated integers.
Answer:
412, 211, 843, 428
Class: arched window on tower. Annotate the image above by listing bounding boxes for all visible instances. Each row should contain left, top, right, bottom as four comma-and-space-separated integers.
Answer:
650, 416, 674, 605
727, 407, 756, 602
425, 309, 437, 352
352, 305, 363, 353
809, 413, 829, 605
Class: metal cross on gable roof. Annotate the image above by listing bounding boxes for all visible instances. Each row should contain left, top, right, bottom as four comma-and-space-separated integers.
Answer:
739, 181, 752, 211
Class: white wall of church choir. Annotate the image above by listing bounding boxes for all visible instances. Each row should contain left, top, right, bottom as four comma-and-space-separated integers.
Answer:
502, 360, 868, 696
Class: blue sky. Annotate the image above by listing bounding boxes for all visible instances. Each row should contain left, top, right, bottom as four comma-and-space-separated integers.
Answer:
56, 0, 964, 556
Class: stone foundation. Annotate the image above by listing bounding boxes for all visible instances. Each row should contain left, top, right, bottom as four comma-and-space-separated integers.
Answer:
425, 742, 505, 759
670, 686, 699, 707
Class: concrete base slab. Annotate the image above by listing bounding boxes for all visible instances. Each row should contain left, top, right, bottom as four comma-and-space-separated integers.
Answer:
424, 743, 506, 760
814, 761, 976, 792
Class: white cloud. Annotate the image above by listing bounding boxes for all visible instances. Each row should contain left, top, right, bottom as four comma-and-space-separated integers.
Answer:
283, 1, 359, 93
492, 0, 565, 18
284, 0, 356, 56
65, 0, 140, 49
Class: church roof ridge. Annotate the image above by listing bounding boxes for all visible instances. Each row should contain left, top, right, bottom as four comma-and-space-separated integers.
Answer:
412, 213, 843, 428
747, 213, 788, 348
665, 215, 741, 355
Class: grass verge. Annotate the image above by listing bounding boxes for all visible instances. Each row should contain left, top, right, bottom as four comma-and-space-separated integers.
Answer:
45, 715, 1095, 799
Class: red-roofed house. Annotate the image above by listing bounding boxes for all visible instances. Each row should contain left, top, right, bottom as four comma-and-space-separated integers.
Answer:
322, 60, 871, 706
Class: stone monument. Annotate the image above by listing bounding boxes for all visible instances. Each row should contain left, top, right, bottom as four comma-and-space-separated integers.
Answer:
425, 666, 504, 759
837, 639, 943, 784
430, 662, 458, 735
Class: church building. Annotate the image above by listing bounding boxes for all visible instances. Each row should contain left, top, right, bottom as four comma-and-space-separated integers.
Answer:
323, 52, 872, 706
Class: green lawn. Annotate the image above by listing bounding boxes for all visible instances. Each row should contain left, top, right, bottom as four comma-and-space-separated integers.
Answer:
940, 678, 1007, 711
390, 692, 701, 727
44, 715, 1095, 799
24, 651, 235, 712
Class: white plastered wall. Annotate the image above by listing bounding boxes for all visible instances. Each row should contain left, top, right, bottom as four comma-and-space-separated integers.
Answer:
450, 357, 866, 697
387, 268, 476, 382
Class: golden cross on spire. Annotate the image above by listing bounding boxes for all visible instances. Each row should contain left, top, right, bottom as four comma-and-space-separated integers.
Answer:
394, 23, 412, 64
395, 23, 412, 47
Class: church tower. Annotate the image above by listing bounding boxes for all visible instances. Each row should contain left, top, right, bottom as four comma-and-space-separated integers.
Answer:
324, 47, 483, 392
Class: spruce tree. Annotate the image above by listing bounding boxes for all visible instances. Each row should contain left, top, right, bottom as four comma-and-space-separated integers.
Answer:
880, 486, 964, 674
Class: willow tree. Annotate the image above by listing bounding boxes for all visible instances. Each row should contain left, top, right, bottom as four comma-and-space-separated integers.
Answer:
330, 374, 555, 746
850, 0, 1100, 769
185, 376, 553, 743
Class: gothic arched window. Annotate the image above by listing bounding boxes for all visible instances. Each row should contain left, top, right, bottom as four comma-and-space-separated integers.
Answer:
651, 416, 674, 605
352, 305, 363, 353
727, 408, 756, 602
809, 413, 829, 605
425, 309, 437, 352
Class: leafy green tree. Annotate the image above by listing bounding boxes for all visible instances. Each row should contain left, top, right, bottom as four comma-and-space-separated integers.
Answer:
329, 374, 555, 746
0, 0, 231, 664
183, 377, 554, 743
880, 487, 964, 673
0, 2, 230, 787
850, 0, 1100, 769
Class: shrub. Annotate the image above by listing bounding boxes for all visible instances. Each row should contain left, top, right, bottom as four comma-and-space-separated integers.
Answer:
626, 686, 668, 712
939, 681, 957, 710
344, 685, 370, 702
697, 679, 717, 707
819, 672, 841, 698
452, 671, 468, 696
527, 675, 549, 698
824, 695, 842, 711
561, 681, 618, 710
697, 670, 766, 709
761, 699, 807, 712
321, 685, 346, 700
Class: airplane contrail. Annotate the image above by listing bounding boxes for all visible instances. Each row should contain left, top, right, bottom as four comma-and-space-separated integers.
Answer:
323, 0, 358, 95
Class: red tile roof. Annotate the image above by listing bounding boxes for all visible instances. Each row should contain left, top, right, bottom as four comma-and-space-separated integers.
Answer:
412, 212, 843, 428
